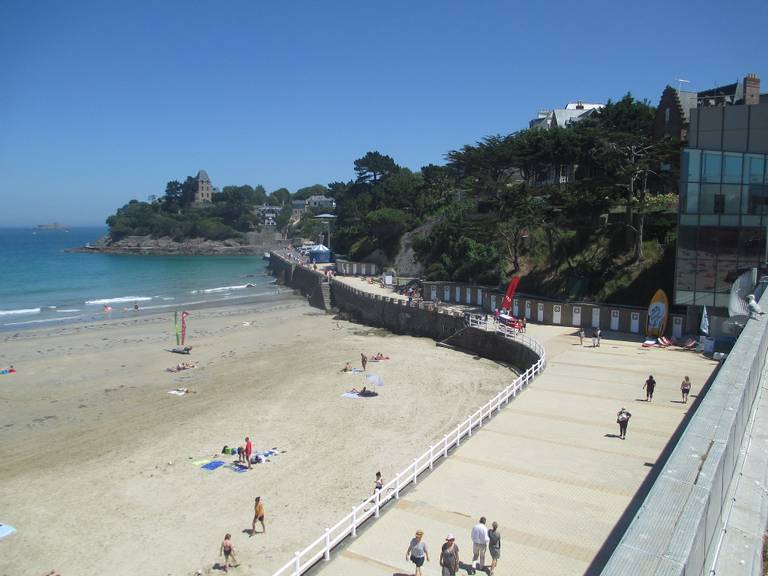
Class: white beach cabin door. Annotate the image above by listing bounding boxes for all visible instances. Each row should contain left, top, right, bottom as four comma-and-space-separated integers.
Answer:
572, 306, 581, 327
610, 310, 620, 331
455, 286, 461, 302
444, 286, 450, 302
673, 316, 683, 339
553, 304, 561, 324
490, 295, 497, 311
465, 287, 472, 304
630, 312, 640, 333
430, 286, 437, 301
525, 301, 531, 319
537, 303, 544, 322
591, 308, 600, 328
476, 289, 483, 306
513, 299, 519, 316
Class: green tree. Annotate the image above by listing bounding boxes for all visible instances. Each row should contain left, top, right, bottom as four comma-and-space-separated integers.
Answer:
293, 184, 329, 200
268, 187, 291, 206
162, 180, 183, 212
354, 151, 399, 183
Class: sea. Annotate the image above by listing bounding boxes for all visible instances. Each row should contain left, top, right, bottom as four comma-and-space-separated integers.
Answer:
0, 227, 277, 331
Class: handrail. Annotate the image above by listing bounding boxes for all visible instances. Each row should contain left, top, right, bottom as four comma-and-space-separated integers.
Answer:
270, 287, 546, 576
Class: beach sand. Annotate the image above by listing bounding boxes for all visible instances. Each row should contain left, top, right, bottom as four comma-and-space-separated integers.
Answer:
0, 295, 513, 575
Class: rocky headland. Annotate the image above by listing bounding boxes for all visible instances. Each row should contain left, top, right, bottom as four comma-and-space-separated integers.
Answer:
69, 232, 285, 256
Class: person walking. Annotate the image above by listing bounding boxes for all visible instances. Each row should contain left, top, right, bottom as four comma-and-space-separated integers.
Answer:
578, 328, 585, 346
644, 375, 656, 402
596, 327, 602, 347
591, 329, 598, 348
373, 471, 383, 494
617, 408, 632, 440
244, 436, 252, 469
219, 533, 239, 572
361, 353, 368, 372
405, 529, 430, 576
471, 516, 490, 570
488, 521, 501, 575
440, 534, 460, 576
251, 496, 265, 535
681, 376, 692, 403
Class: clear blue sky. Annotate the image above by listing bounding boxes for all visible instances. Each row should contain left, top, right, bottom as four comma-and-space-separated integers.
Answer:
1, 0, 766, 226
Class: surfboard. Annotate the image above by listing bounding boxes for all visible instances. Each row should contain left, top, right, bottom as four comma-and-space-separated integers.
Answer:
646, 289, 669, 337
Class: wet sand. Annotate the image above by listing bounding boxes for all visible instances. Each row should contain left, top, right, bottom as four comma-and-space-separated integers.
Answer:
0, 295, 513, 575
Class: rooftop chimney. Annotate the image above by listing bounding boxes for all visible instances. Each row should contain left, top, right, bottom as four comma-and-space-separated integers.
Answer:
744, 73, 760, 105
575, 101, 584, 110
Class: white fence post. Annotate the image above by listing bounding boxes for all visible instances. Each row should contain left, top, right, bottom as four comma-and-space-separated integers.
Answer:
457, 424, 461, 446
294, 551, 301, 573
395, 473, 401, 499
444, 434, 449, 457
324, 528, 331, 561
429, 445, 434, 470
468, 414, 472, 436
413, 459, 418, 484
352, 507, 357, 537
374, 490, 381, 518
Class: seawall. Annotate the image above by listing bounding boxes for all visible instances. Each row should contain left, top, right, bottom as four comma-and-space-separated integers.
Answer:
269, 252, 330, 311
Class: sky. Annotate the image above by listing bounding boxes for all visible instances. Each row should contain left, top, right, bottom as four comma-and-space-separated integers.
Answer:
1, 0, 766, 226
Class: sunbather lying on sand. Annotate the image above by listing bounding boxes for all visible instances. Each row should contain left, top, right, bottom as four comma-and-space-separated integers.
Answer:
341, 362, 353, 372
370, 352, 389, 361
166, 361, 197, 373
350, 386, 378, 397
0, 365, 16, 374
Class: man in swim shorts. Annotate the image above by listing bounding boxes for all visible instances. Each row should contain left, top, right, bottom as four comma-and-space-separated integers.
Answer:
251, 496, 265, 535
244, 436, 252, 469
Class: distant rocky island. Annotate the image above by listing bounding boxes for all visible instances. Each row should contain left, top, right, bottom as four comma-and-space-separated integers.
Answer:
71, 231, 284, 256
37, 223, 68, 230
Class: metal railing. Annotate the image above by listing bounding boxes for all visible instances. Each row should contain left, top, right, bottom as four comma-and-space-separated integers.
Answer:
271, 299, 545, 576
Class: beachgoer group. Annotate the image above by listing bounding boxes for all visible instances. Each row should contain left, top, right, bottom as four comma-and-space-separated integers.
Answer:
406, 518, 501, 576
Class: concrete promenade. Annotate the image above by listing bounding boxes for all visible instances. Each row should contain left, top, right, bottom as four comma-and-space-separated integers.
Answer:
312, 322, 718, 576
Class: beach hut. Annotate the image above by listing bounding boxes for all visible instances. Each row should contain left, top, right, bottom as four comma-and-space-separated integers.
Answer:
308, 244, 332, 263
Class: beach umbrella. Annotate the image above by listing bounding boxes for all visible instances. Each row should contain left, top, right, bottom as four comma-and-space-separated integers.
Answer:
366, 373, 384, 387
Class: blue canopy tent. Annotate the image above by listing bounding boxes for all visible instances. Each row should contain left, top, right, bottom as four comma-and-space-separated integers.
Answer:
308, 244, 332, 263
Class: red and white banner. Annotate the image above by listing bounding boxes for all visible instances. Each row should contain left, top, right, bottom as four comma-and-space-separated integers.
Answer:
501, 277, 520, 312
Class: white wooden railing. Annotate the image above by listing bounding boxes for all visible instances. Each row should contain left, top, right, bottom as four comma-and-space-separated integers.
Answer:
271, 306, 545, 576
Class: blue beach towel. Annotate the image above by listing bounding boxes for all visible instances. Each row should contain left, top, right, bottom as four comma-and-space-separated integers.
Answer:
0, 524, 16, 539
201, 460, 225, 471
341, 392, 360, 399
228, 463, 248, 473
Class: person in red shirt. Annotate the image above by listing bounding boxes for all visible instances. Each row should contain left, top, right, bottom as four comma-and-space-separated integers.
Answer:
244, 437, 252, 469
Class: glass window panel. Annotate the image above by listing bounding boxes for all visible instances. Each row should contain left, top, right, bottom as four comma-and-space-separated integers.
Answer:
715, 293, 731, 307
747, 183, 768, 214
700, 184, 719, 213
675, 258, 697, 290
680, 214, 699, 225
677, 226, 697, 258
723, 153, 742, 184
739, 227, 765, 261
702, 151, 722, 183
718, 227, 739, 256
719, 214, 739, 226
683, 149, 701, 182
684, 183, 699, 213
744, 154, 765, 184
742, 215, 761, 226
694, 292, 715, 306
697, 227, 719, 260
675, 290, 695, 306
721, 184, 740, 213
700, 214, 719, 225
716, 258, 738, 293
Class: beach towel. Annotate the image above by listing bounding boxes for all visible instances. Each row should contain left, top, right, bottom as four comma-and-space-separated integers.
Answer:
0, 524, 16, 539
641, 339, 658, 348
167, 389, 187, 396
191, 459, 211, 466
341, 392, 360, 399
201, 460, 225, 471
228, 463, 248, 473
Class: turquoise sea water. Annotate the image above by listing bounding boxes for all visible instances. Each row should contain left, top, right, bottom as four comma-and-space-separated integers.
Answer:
0, 227, 273, 330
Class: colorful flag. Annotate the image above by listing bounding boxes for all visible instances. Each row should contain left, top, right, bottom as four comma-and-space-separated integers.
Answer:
501, 277, 520, 312
181, 311, 190, 345
700, 306, 709, 335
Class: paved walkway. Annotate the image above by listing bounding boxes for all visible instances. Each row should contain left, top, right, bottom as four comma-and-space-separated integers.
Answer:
311, 324, 719, 576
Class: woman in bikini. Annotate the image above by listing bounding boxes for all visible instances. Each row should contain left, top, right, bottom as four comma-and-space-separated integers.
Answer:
220, 533, 238, 571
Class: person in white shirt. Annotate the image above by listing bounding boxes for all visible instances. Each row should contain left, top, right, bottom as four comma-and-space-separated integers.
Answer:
470, 516, 490, 569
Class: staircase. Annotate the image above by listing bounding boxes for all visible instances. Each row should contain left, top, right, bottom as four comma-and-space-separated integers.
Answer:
320, 282, 334, 311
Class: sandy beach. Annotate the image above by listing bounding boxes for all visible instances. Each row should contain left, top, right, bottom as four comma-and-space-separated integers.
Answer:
0, 294, 513, 575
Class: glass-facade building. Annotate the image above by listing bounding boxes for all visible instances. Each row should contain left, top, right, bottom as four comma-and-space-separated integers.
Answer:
674, 103, 768, 307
